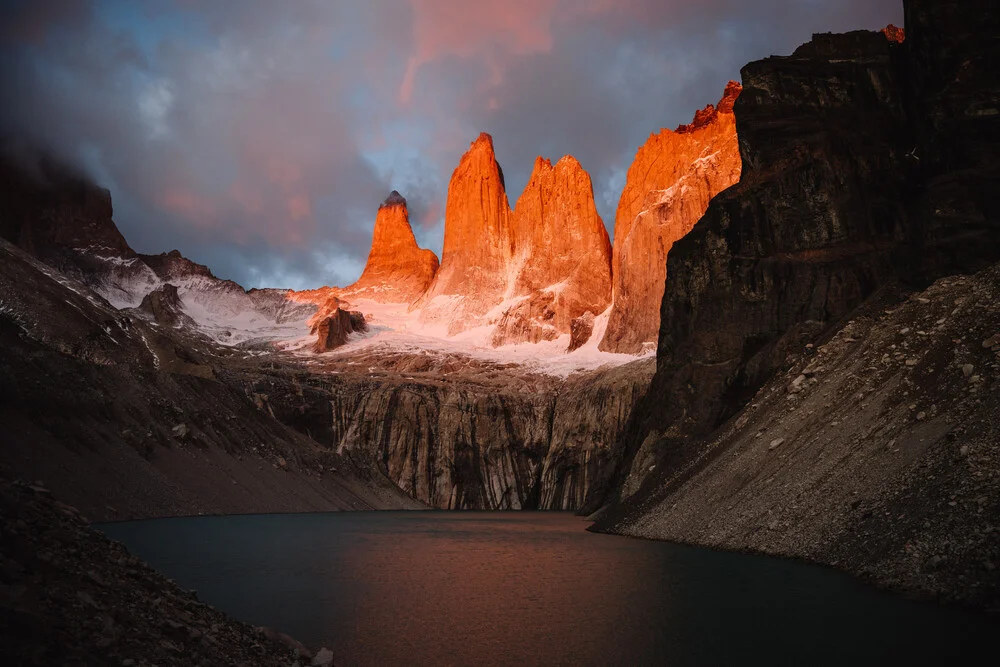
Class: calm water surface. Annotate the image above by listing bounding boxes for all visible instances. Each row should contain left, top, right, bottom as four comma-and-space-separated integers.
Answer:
100, 512, 996, 666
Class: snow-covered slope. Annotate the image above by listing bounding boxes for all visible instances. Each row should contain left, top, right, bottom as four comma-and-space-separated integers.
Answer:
281, 295, 649, 377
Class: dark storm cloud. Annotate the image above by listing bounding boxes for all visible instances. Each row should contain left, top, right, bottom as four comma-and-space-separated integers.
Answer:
0, 0, 903, 289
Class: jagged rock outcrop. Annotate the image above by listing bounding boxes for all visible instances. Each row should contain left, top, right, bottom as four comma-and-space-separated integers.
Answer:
600, 82, 743, 353
313, 308, 367, 352
568, 312, 596, 353
417, 133, 513, 333
137, 283, 193, 328
340, 191, 439, 304
491, 156, 612, 347
417, 134, 611, 347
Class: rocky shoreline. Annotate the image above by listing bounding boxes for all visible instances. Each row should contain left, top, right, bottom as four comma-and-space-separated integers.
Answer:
0, 474, 337, 666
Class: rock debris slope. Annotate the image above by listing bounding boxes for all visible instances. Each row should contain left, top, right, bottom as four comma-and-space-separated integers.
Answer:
0, 239, 422, 521
597, 267, 1000, 607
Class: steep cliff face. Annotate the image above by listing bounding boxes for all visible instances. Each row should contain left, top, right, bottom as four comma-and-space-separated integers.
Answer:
245, 355, 654, 510
594, 1, 1000, 606
904, 0, 1000, 275
635, 14, 999, 445
491, 156, 613, 347
600, 82, 742, 353
341, 191, 439, 304
418, 133, 514, 332
0, 146, 131, 263
640, 31, 912, 439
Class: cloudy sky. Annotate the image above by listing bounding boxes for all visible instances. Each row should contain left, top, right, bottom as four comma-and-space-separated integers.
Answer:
1, 0, 902, 289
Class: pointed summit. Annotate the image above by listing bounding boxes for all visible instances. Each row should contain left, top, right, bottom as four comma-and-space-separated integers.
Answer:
601, 82, 743, 353
342, 191, 439, 304
417, 132, 514, 331
380, 190, 408, 209
491, 154, 611, 346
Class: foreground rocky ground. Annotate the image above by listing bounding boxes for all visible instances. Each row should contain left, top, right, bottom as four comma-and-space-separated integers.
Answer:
594, 265, 1000, 609
0, 475, 335, 667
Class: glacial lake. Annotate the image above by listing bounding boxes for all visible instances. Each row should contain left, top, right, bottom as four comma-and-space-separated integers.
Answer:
99, 512, 996, 666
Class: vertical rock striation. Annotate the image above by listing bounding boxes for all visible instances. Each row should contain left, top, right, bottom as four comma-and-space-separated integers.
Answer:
248, 357, 655, 510
600, 82, 743, 353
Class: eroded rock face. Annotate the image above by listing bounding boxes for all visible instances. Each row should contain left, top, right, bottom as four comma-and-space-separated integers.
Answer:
253, 356, 655, 510
418, 133, 513, 332
596, 265, 1000, 609
492, 156, 612, 346
600, 82, 742, 353
341, 191, 439, 304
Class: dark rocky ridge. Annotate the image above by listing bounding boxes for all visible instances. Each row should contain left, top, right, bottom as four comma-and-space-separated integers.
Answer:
591, 0, 1000, 607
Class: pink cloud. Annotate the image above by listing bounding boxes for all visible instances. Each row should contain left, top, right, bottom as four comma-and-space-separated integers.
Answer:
159, 188, 217, 223
287, 194, 312, 223
400, 0, 625, 103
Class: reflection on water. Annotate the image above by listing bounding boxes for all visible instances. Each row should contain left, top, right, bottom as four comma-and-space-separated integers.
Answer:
100, 512, 996, 667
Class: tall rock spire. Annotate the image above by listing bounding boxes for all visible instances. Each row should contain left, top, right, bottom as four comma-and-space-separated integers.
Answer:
417, 132, 514, 332
492, 155, 612, 347
600, 81, 743, 353
341, 191, 438, 304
